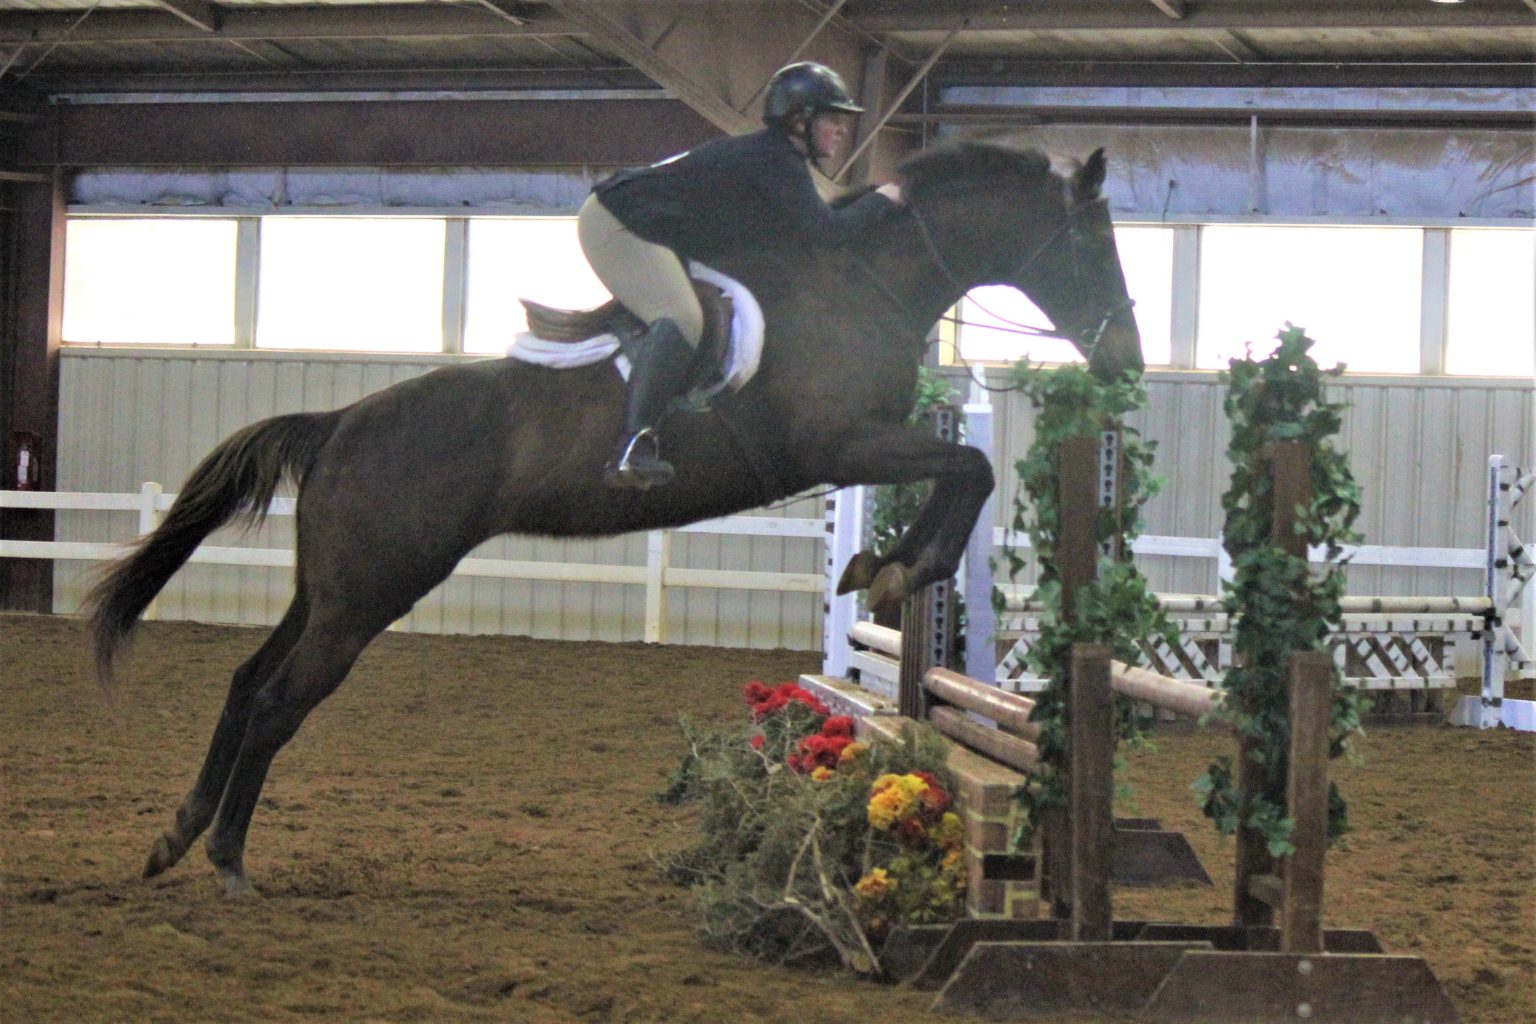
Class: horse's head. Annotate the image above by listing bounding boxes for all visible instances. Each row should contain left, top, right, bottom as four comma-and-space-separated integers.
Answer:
897, 142, 1145, 382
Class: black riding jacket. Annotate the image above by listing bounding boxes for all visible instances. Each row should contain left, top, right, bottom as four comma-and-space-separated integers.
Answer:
593, 127, 897, 267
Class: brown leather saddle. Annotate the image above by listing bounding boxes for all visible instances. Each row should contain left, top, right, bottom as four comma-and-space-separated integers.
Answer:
520, 281, 735, 391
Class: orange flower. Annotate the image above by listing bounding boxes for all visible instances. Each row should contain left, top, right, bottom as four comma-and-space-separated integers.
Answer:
854, 868, 891, 900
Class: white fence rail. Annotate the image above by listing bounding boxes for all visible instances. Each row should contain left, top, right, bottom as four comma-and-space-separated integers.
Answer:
0, 484, 826, 644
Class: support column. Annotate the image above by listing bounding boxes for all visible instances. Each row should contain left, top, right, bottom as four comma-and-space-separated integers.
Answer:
1, 163, 66, 612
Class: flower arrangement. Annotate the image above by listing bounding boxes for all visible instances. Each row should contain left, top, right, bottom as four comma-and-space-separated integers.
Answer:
660, 680, 965, 975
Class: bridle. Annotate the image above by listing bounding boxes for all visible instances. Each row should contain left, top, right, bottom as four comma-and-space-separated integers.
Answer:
906, 192, 1136, 364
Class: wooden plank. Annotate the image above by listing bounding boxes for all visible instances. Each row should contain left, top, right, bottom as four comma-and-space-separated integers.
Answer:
1109, 660, 1221, 719
1069, 644, 1115, 942
929, 706, 1038, 773
1283, 651, 1334, 954
924, 666, 1039, 738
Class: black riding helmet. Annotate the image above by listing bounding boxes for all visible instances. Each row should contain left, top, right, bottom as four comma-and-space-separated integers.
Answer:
762, 62, 864, 125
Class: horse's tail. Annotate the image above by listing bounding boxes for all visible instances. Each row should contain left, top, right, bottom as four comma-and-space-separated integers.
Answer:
85, 410, 343, 685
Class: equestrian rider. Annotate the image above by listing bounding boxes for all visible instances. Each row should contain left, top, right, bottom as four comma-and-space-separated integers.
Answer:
578, 61, 905, 490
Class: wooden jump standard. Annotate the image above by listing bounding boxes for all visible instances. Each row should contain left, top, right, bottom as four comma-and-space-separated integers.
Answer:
870, 436, 1458, 1021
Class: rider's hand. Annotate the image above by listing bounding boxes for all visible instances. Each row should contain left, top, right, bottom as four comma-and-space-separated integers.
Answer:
876, 182, 904, 205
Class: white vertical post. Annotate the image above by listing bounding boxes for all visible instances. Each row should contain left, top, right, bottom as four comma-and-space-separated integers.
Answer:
645, 529, 670, 644
139, 481, 163, 622
963, 401, 997, 683
823, 486, 865, 675
1481, 456, 1505, 728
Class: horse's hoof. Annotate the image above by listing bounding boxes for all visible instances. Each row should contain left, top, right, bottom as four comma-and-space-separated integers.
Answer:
217, 869, 258, 899
867, 563, 912, 612
142, 834, 179, 879
836, 551, 882, 595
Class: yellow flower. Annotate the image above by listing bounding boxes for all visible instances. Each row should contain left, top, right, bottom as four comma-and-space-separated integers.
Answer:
810, 766, 833, 781
942, 848, 965, 879
867, 774, 930, 830
854, 868, 892, 900
839, 741, 868, 764
931, 811, 964, 851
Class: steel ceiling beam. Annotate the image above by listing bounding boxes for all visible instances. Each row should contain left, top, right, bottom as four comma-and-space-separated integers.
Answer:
12, 66, 655, 93
850, 2, 1536, 32
899, 103, 1536, 133
931, 59, 1536, 91
15, 97, 716, 167
152, 1, 221, 34
545, 1, 754, 133
468, 1, 529, 27
0, 7, 577, 45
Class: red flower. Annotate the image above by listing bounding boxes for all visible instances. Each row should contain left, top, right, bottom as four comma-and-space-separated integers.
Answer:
821, 716, 854, 738
748, 682, 830, 722
749, 734, 764, 750
910, 770, 951, 821
789, 731, 855, 773
894, 816, 930, 848
743, 682, 773, 705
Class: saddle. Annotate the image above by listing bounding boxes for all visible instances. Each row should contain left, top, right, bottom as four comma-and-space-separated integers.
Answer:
520, 281, 735, 389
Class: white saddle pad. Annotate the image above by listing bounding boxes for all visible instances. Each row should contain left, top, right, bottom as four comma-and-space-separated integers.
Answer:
506, 262, 765, 393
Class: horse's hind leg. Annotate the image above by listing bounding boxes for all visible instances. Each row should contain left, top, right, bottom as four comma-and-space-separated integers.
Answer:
201, 602, 384, 896
143, 592, 309, 879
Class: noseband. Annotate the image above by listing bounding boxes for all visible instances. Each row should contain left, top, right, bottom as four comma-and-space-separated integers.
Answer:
907, 194, 1135, 362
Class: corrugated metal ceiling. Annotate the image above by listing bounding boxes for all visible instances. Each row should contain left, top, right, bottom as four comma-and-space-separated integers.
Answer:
0, 1, 1528, 94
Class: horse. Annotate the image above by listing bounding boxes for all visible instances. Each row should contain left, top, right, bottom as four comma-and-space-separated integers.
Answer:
86, 140, 1142, 896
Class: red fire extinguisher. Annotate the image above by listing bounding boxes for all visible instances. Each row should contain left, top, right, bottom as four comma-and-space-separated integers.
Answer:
10, 431, 41, 491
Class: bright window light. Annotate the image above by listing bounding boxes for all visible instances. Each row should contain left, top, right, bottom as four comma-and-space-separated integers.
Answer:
956, 226, 1174, 366
1445, 228, 1536, 378
63, 218, 238, 345
256, 218, 445, 352
463, 218, 611, 356
1197, 225, 1423, 373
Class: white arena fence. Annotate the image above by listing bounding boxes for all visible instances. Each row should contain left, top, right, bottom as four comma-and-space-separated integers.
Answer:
0, 482, 826, 644
4, 452, 1531, 731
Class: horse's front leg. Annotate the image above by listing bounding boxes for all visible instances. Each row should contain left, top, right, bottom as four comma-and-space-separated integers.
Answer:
826, 425, 994, 610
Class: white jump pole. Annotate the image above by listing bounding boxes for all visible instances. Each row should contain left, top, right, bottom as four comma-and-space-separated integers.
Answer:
1480, 455, 1506, 729
963, 397, 998, 684
823, 485, 867, 676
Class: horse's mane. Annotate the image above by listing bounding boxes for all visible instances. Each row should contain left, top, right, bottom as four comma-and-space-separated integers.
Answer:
896, 140, 1054, 203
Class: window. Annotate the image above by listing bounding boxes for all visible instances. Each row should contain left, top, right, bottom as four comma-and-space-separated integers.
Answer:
1446, 228, 1536, 378
462, 218, 609, 356
954, 226, 1174, 366
62, 218, 238, 345
256, 217, 446, 352
1197, 226, 1423, 373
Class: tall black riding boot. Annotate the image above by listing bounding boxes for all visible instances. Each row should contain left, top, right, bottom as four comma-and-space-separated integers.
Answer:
603, 318, 696, 490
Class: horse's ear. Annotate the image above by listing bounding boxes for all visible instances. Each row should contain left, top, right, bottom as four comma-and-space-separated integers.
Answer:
1072, 148, 1108, 202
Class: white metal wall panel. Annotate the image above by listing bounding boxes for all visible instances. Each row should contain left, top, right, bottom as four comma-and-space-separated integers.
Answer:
970, 367, 1533, 601
55, 350, 824, 650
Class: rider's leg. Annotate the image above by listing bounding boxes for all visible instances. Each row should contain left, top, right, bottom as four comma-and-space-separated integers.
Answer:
577, 195, 704, 489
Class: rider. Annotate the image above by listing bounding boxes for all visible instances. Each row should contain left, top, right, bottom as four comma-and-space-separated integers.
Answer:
578, 61, 905, 490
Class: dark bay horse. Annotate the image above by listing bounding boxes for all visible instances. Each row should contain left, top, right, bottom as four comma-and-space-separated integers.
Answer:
87, 141, 1142, 895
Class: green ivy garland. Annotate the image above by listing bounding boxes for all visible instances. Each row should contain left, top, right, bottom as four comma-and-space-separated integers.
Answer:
1004, 364, 1173, 838
1194, 325, 1366, 854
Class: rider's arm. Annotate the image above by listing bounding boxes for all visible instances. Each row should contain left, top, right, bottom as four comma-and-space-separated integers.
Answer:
752, 140, 900, 247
